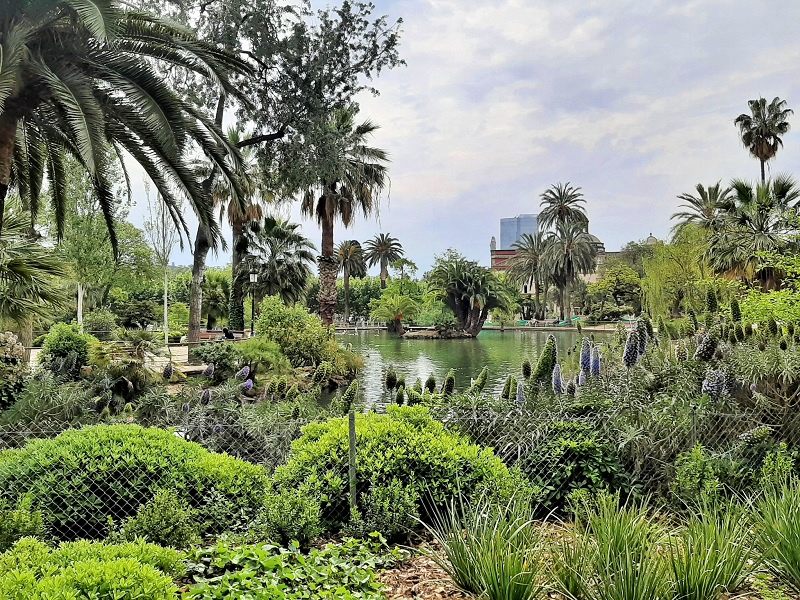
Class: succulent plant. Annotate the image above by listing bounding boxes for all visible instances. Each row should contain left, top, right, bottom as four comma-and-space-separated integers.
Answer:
694, 334, 717, 362
623, 330, 640, 368
579, 338, 591, 373
521, 359, 532, 380
552, 363, 564, 395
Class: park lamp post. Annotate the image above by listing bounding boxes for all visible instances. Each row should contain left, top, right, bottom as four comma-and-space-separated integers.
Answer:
249, 271, 258, 336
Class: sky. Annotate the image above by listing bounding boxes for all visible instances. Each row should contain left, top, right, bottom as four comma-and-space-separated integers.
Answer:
127, 0, 800, 273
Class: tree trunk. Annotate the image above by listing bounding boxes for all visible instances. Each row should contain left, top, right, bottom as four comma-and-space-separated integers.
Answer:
163, 267, 169, 345
188, 224, 210, 342
18, 318, 32, 363
318, 209, 337, 325
343, 270, 350, 323
229, 220, 245, 331
380, 262, 387, 289
760, 159, 766, 185
394, 318, 405, 336
77, 283, 85, 331
0, 113, 18, 238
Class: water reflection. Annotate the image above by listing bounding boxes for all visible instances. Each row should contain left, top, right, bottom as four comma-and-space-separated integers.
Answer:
338, 329, 608, 404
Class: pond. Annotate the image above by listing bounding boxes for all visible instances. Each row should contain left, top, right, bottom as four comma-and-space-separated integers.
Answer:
337, 328, 614, 402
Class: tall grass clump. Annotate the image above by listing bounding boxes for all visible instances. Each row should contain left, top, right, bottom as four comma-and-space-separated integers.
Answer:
754, 481, 800, 591
552, 493, 670, 600
668, 501, 752, 600
423, 495, 546, 600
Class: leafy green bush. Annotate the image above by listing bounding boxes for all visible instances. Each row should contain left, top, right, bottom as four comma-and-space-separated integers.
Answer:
273, 406, 519, 536
82, 308, 118, 341
244, 487, 322, 547
0, 331, 27, 410
519, 420, 629, 513
238, 336, 292, 377
0, 374, 90, 427
672, 445, 721, 506
0, 424, 270, 540
0, 537, 183, 599
0, 496, 44, 552
347, 479, 420, 541
184, 536, 400, 600
191, 341, 242, 382
117, 489, 201, 549
39, 323, 97, 379
255, 295, 361, 375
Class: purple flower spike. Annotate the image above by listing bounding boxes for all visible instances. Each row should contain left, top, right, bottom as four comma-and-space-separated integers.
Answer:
241, 379, 254, 392
236, 365, 251, 380
200, 388, 212, 404
202, 363, 215, 378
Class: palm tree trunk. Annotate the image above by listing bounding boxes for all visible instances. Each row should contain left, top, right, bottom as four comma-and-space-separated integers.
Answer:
229, 220, 246, 331
163, 267, 169, 345
318, 208, 337, 325
188, 224, 210, 341
0, 113, 18, 238
394, 318, 405, 336
343, 270, 351, 323
380, 261, 387, 289
760, 159, 766, 185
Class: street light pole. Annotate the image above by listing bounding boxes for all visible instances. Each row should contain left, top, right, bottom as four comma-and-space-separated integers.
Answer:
249, 271, 258, 336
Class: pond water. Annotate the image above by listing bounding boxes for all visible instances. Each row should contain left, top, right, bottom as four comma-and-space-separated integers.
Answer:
337, 329, 612, 402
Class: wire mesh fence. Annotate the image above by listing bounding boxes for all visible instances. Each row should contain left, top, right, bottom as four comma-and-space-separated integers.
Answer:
1, 401, 797, 541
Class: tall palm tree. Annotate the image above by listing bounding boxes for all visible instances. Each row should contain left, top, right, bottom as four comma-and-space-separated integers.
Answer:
543, 222, 597, 320
538, 182, 589, 231
336, 240, 367, 323
0, 0, 249, 246
671, 182, 732, 233
300, 107, 389, 325
364, 233, 403, 288
201, 270, 230, 331
506, 231, 549, 320
710, 175, 799, 289
241, 217, 316, 306
735, 97, 793, 184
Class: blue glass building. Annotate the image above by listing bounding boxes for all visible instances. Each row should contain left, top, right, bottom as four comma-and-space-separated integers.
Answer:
499, 214, 538, 249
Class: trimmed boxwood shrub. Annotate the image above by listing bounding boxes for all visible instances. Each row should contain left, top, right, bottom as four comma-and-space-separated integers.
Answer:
0, 538, 183, 599
0, 424, 270, 540
273, 405, 521, 536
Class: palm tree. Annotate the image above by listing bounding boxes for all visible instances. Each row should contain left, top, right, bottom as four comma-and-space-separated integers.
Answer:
735, 97, 793, 184
370, 293, 419, 336
506, 232, 549, 320
336, 240, 367, 323
428, 254, 511, 336
300, 107, 389, 325
364, 233, 404, 288
201, 270, 230, 331
240, 217, 316, 306
709, 175, 799, 289
538, 182, 589, 230
544, 222, 598, 320
0, 0, 249, 245
671, 182, 732, 233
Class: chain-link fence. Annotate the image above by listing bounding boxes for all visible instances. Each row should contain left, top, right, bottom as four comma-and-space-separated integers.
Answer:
1, 401, 797, 541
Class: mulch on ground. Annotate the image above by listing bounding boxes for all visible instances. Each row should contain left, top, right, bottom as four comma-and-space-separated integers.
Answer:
379, 545, 470, 599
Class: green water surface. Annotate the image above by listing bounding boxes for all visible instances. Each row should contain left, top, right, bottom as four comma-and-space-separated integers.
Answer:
338, 329, 611, 401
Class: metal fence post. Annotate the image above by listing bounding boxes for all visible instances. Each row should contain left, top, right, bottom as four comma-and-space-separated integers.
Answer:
690, 404, 698, 448
348, 409, 357, 518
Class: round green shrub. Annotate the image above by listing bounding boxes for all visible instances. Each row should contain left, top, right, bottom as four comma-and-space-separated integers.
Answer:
0, 538, 183, 599
82, 308, 118, 341
117, 489, 200, 549
0, 424, 270, 540
0, 331, 27, 410
273, 406, 519, 535
39, 323, 97, 379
